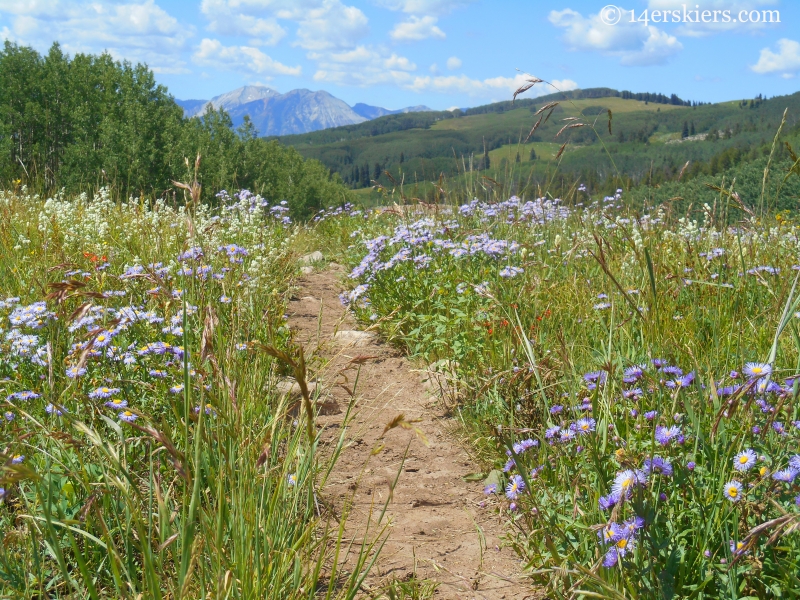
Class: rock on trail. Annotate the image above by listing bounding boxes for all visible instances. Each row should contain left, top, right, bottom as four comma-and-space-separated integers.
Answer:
287, 262, 538, 599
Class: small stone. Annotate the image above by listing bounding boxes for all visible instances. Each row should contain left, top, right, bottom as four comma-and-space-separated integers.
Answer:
299, 251, 323, 264
333, 330, 376, 347
299, 266, 314, 275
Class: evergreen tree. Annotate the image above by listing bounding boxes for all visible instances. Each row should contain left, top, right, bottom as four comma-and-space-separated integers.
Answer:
681, 121, 689, 139
399, 151, 404, 163
529, 147, 537, 160
515, 152, 521, 163
690, 121, 696, 136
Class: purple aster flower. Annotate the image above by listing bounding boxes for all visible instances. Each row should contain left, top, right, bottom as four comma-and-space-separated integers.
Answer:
484, 484, 497, 495
550, 404, 563, 415
599, 493, 619, 510
575, 418, 596, 434
655, 425, 681, 446
662, 366, 683, 376
743, 363, 772, 379
118, 410, 138, 423
66, 366, 86, 378
733, 449, 757, 471
644, 410, 658, 421
623, 365, 645, 383
505, 474, 525, 500
723, 480, 743, 502
545, 426, 561, 439
644, 456, 673, 476
772, 468, 798, 483
773, 422, 787, 436
88, 386, 120, 399
687, 461, 696, 471
603, 547, 619, 567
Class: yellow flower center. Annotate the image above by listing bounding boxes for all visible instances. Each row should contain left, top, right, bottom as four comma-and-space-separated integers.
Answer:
97, 335, 106, 342
581, 424, 589, 430
617, 539, 628, 549
760, 466, 768, 476
739, 456, 749, 464
752, 367, 762, 374
728, 487, 738, 498
102, 388, 109, 393
123, 411, 132, 417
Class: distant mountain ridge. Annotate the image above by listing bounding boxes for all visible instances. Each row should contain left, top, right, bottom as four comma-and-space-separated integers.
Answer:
177, 86, 432, 136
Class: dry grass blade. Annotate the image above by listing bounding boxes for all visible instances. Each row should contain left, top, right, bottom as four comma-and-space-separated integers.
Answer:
556, 122, 586, 138
68, 302, 93, 324
200, 305, 218, 364
535, 101, 559, 116
380, 413, 429, 446
555, 142, 568, 160
524, 114, 544, 143
732, 513, 800, 565
512, 77, 543, 103
678, 160, 691, 180
607, 108, 613, 135
128, 422, 190, 481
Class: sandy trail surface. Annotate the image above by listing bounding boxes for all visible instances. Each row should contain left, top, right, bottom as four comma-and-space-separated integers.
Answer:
286, 264, 538, 599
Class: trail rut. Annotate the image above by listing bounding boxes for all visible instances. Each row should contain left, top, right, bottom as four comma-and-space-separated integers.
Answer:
287, 264, 538, 599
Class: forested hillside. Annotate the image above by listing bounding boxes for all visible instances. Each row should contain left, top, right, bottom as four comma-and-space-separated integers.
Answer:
0, 42, 350, 217
277, 86, 800, 210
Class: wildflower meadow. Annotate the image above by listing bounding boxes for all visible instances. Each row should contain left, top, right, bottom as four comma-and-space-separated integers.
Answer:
0, 187, 383, 598
329, 187, 800, 598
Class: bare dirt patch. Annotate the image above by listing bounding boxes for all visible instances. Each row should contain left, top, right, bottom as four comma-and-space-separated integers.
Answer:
287, 264, 538, 599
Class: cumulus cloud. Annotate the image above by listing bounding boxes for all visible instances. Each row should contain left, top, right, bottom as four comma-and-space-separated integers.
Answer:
751, 39, 800, 78
311, 44, 417, 86
193, 38, 301, 76
0, 0, 193, 73
549, 7, 682, 66
390, 15, 445, 41
409, 73, 577, 98
446, 56, 461, 69
199, 0, 369, 51
294, 0, 369, 50
377, 0, 476, 16
200, 0, 285, 45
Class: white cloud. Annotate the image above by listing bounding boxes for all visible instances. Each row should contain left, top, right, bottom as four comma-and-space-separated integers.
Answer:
294, 0, 369, 50
446, 56, 461, 70
429, 62, 439, 73
408, 73, 578, 98
310, 44, 417, 86
549, 7, 682, 66
751, 39, 800, 77
0, 0, 193, 73
193, 38, 301, 76
377, 0, 476, 16
200, 0, 369, 51
390, 15, 445, 41
200, 0, 285, 45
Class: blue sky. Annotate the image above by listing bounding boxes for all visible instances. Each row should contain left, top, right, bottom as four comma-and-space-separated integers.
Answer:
2, 1, 799, 110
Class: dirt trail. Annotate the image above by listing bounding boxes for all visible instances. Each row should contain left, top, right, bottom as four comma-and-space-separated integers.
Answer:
287, 264, 537, 599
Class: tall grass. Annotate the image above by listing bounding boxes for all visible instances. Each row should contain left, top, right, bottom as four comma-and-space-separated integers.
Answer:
0, 188, 378, 598
322, 159, 800, 596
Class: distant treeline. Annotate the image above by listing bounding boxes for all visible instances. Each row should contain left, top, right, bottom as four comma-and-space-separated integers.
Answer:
0, 42, 349, 216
